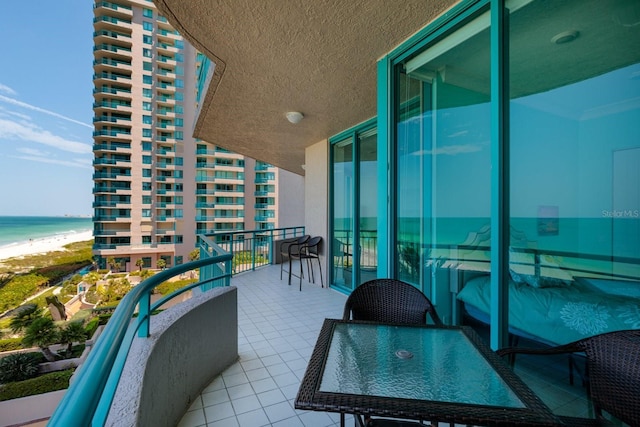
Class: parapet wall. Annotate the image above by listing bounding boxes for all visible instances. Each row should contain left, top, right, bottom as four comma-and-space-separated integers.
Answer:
106, 286, 238, 426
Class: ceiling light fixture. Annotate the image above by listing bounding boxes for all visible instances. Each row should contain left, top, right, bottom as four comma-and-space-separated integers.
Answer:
551, 30, 579, 44
286, 111, 304, 124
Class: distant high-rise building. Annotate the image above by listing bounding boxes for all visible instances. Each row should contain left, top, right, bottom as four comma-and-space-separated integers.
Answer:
92, 0, 303, 271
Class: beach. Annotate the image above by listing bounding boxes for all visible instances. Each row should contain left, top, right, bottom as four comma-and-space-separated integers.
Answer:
0, 230, 93, 262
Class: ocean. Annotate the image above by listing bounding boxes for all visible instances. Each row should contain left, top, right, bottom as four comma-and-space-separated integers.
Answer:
0, 216, 93, 248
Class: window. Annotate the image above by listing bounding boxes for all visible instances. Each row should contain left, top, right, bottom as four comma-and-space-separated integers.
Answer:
143, 21, 153, 31
142, 129, 152, 138
142, 8, 153, 18
143, 35, 153, 45
142, 155, 151, 164
142, 169, 151, 177
175, 79, 184, 88
143, 61, 152, 71
142, 236, 152, 244
142, 182, 152, 191
381, 0, 640, 347
141, 141, 152, 151
143, 48, 152, 58
142, 88, 152, 98
142, 115, 152, 124
142, 101, 152, 111
142, 195, 151, 204
142, 209, 151, 217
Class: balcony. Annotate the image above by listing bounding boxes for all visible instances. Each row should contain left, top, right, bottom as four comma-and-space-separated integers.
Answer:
42, 258, 593, 426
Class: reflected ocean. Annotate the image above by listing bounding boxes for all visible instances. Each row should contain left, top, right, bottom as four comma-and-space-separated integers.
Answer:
0, 216, 93, 248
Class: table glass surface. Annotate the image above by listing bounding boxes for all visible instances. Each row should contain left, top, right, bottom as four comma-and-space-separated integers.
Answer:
319, 323, 525, 408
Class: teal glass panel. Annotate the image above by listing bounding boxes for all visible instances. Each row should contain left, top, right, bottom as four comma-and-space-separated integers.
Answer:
332, 137, 354, 289
507, 0, 640, 343
359, 129, 378, 284
395, 10, 491, 314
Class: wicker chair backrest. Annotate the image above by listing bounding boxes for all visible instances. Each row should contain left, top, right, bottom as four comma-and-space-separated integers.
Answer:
342, 279, 443, 326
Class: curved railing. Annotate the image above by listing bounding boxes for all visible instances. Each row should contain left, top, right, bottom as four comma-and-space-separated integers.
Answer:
47, 252, 233, 426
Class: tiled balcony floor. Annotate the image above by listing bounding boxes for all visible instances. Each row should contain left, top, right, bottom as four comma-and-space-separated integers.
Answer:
178, 264, 592, 427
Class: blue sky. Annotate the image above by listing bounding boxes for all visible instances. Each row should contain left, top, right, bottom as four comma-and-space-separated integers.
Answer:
0, 2, 94, 216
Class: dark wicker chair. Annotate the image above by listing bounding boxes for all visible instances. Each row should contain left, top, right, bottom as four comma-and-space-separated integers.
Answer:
497, 329, 640, 427
343, 279, 443, 426
291, 236, 323, 291
342, 279, 443, 326
279, 235, 309, 285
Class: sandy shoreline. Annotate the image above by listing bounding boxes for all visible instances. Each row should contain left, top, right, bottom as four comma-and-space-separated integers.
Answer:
0, 230, 94, 262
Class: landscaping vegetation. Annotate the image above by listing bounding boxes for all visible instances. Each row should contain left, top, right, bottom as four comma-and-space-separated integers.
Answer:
0, 240, 205, 401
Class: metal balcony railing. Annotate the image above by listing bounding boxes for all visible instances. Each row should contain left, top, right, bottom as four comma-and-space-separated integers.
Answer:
48, 238, 232, 426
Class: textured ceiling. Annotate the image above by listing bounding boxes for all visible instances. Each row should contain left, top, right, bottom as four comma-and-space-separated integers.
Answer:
154, 0, 456, 175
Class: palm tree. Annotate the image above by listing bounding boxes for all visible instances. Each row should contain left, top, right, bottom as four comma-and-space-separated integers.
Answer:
59, 321, 87, 356
188, 249, 200, 278
22, 317, 59, 362
107, 257, 120, 272
10, 304, 44, 334
135, 258, 144, 271
157, 259, 167, 270
188, 249, 200, 262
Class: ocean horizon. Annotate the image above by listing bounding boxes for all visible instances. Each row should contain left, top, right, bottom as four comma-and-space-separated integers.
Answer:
0, 216, 93, 248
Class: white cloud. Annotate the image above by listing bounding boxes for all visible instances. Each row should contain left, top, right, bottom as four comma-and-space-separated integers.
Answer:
10, 154, 92, 169
0, 94, 92, 128
16, 147, 49, 157
0, 118, 91, 154
0, 83, 17, 96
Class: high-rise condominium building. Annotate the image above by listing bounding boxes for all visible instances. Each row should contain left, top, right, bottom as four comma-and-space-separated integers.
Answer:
92, 0, 302, 271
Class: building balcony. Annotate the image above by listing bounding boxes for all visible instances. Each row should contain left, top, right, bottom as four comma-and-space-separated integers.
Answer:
41, 256, 591, 426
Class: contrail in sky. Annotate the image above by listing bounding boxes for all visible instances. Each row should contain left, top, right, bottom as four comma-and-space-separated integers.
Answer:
0, 94, 92, 129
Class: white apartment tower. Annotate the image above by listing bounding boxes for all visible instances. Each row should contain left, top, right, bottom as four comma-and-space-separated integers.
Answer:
92, 0, 302, 271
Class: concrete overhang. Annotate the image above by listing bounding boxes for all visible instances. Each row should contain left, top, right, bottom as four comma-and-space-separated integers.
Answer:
154, 0, 456, 175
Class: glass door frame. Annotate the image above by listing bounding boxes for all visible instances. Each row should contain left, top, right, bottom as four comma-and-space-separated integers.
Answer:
379, 0, 511, 349
329, 118, 377, 294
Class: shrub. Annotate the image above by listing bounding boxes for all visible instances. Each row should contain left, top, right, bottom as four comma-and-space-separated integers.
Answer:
156, 278, 197, 296
0, 369, 74, 401
84, 317, 100, 339
0, 353, 40, 383
0, 274, 49, 313
0, 338, 24, 352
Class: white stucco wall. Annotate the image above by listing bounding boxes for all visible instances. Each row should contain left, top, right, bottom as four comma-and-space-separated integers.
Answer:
304, 140, 329, 273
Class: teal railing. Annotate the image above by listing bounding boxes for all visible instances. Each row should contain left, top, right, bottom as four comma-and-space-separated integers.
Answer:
48, 238, 232, 426
205, 226, 306, 275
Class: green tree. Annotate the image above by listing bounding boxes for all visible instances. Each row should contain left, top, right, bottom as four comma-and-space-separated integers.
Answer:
22, 317, 59, 362
83, 271, 101, 286
107, 257, 120, 272
10, 304, 44, 334
135, 259, 144, 271
188, 249, 200, 262
59, 321, 87, 356
188, 249, 200, 278
0, 353, 40, 383
157, 259, 167, 270
97, 278, 132, 305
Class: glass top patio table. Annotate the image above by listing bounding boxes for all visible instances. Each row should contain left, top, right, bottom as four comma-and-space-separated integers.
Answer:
295, 319, 563, 427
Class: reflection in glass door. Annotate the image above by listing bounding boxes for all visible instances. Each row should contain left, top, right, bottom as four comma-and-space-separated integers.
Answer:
330, 122, 378, 291
359, 129, 378, 284
332, 137, 354, 289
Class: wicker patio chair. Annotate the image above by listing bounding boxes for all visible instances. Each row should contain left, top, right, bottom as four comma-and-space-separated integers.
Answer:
497, 329, 640, 427
343, 278, 443, 325
290, 236, 323, 291
279, 235, 309, 285
343, 279, 443, 426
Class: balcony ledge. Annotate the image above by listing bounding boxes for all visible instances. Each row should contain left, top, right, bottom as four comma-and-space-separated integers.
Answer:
105, 286, 238, 426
